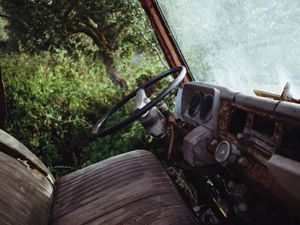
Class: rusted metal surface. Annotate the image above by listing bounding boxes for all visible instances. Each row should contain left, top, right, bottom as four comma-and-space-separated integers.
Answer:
218, 100, 294, 161
254, 89, 300, 104
218, 97, 299, 149
0, 151, 54, 225
51, 150, 198, 225
216, 96, 300, 215
140, 0, 191, 83
218, 100, 232, 133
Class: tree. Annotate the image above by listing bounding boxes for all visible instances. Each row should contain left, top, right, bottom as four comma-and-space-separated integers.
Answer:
0, 0, 155, 88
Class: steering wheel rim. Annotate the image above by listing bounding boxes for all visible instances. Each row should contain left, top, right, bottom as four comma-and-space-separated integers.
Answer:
91, 66, 186, 137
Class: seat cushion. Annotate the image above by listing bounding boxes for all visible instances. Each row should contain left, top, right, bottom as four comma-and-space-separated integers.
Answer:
0, 151, 54, 225
50, 150, 198, 225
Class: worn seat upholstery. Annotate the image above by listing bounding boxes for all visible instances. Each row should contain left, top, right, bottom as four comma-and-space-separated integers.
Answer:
51, 150, 197, 225
0, 130, 55, 225
0, 130, 198, 225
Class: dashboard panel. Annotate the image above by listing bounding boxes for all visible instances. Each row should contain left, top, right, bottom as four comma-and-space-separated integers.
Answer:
179, 82, 300, 163
178, 81, 300, 214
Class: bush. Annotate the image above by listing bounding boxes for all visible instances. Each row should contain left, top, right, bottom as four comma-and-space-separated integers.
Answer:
1, 49, 166, 177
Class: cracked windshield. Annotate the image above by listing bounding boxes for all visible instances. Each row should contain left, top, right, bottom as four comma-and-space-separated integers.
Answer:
157, 0, 300, 98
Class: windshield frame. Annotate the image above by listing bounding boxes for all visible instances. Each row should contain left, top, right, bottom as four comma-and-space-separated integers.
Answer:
140, 0, 194, 82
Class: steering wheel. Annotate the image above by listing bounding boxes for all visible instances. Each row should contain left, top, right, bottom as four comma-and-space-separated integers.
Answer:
91, 66, 186, 137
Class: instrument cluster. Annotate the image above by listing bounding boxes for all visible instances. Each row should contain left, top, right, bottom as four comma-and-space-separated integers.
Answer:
180, 82, 220, 132
188, 91, 214, 122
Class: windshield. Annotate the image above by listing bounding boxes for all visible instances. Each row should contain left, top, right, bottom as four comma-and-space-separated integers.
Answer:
157, 0, 300, 98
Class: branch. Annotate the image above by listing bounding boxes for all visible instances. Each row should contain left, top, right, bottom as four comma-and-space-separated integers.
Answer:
0, 13, 12, 20
128, 4, 168, 68
137, 29, 168, 68
61, 0, 80, 32
0, 13, 30, 30
86, 8, 112, 15
65, 21, 104, 50
109, 25, 127, 50
85, 5, 123, 15
81, 16, 110, 50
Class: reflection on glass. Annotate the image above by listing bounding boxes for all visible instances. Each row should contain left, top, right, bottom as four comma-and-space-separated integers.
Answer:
158, 0, 300, 98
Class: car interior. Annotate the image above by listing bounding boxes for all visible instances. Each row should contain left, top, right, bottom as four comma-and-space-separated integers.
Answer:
1, 0, 300, 225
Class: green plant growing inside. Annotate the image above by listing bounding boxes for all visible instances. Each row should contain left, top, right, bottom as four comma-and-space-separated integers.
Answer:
0, 0, 171, 178
1, 47, 167, 177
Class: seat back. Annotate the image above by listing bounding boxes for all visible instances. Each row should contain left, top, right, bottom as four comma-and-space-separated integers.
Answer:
0, 130, 54, 225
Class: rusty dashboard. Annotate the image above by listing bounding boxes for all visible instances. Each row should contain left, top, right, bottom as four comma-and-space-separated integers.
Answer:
178, 81, 300, 215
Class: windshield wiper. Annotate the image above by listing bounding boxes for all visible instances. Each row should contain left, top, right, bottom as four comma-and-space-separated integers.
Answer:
254, 82, 300, 104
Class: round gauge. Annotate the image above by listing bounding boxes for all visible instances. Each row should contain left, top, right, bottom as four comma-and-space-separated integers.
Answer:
215, 141, 232, 164
200, 94, 213, 121
188, 92, 204, 117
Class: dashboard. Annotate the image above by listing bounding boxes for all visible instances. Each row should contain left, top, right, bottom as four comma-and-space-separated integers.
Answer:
178, 81, 300, 215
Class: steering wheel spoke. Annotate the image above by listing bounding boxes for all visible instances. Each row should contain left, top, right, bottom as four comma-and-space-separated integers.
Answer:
134, 89, 150, 110
134, 89, 153, 118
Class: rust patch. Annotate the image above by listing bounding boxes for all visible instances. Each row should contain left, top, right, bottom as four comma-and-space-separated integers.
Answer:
218, 100, 232, 132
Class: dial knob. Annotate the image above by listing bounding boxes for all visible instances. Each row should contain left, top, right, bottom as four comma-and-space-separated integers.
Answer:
215, 141, 232, 164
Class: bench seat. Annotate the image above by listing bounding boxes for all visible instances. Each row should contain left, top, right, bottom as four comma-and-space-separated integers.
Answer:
0, 130, 198, 225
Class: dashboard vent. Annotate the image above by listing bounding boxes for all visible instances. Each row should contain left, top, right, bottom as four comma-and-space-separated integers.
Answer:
229, 108, 247, 135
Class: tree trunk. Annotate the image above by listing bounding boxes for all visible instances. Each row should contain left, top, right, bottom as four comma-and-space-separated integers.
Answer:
0, 69, 6, 129
100, 51, 127, 89
64, 19, 127, 89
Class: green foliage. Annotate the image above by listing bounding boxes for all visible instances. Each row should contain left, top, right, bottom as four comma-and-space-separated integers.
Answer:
0, 0, 166, 88
0, 0, 55, 50
0, 18, 4, 40
0, 0, 154, 53
0, 0, 171, 178
1, 49, 166, 177
0, 17, 8, 43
